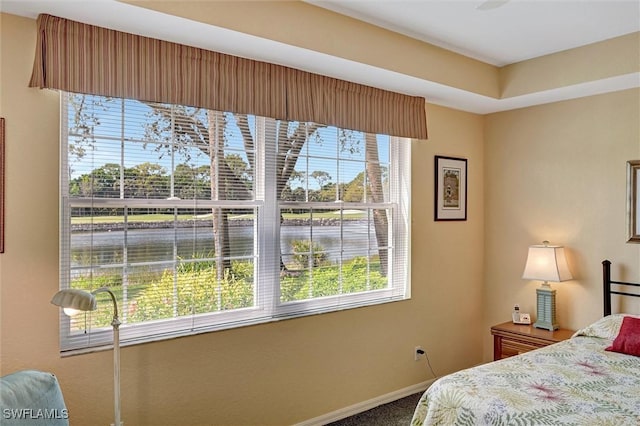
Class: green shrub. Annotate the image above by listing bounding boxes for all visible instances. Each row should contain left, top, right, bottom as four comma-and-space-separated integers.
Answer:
68, 256, 385, 329
69, 261, 254, 329
291, 240, 328, 268
280, 256, 387, 302
127, 261, 254, 322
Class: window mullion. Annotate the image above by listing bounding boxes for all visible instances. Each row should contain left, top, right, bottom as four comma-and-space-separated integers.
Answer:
120, 100, 129, 323
120, 99, 125, 200
392, 137, 410, 297
258, 117, 279, 314
170, 106, 179, 319
123, 207, 129, 323
59, 93, 73, 344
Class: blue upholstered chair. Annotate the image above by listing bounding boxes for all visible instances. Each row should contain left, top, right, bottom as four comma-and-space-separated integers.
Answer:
0, 370, 69, 426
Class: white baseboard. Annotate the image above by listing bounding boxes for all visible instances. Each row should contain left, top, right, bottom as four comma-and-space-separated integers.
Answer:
294, 379, 434, 426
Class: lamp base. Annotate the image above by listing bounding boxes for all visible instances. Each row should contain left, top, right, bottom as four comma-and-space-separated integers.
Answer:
534, 286, 558, 331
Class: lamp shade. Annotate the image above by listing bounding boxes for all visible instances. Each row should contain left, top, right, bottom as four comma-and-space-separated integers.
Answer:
522, 244, 573, 282
51, 289, 97, 312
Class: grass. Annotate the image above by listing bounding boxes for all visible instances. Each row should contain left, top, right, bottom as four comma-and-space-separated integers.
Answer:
282, 210, 365, 220
72, 214, 192, 224
72, 210, 366, 224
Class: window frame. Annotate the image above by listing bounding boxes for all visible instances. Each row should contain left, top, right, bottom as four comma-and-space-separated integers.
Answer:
58, 93, 411, 353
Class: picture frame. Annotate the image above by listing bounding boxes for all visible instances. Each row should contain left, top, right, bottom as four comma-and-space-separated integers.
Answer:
627, 160, 640, 243
434, 155, 467, 221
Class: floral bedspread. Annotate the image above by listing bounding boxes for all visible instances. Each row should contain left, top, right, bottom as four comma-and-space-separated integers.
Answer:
411, 316, 640, 425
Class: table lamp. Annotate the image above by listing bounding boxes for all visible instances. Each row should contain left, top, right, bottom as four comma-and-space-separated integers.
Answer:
51, 287, 122, 426
522, 241, 572, 330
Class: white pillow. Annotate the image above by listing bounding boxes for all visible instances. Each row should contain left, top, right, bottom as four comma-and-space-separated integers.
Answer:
573, 314, 640, 340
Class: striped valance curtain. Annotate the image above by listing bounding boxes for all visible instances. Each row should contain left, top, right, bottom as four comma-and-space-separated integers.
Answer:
285, 71, 427, 139
29, 14, 427, 139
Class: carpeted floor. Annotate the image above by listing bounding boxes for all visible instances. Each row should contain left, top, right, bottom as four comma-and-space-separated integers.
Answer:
326, 392, 422, 426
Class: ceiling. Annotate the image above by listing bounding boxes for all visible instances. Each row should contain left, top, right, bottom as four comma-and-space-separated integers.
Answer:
307, 0, 640, 67
2, 0, 639, 114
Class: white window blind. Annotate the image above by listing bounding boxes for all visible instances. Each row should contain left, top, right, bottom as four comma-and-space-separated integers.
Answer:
59, 93, 410, 352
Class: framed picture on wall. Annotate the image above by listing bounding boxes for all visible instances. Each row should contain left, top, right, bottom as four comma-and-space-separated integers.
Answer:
434, 155, 467, 221
628, 160, 640, 243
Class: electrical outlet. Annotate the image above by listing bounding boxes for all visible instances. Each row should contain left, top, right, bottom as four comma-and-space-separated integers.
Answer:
414, 345, 425, 361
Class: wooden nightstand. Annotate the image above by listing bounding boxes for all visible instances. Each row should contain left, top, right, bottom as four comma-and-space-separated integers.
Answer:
491, 321, 575, 361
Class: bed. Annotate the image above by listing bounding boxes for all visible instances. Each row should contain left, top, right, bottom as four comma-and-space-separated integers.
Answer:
411, 260, 640, 425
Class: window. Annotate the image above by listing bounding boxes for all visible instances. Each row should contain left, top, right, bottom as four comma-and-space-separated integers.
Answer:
60, 93, 410, 351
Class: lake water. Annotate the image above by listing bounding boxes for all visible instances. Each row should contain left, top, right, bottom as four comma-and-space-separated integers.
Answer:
71, 222, 380, 268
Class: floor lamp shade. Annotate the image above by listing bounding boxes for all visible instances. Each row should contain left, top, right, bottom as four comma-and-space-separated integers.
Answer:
522, 242, 573, 331
50, 288, 97, 315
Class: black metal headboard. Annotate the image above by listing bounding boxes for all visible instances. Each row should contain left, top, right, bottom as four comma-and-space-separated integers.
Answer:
603, 260, 640, 316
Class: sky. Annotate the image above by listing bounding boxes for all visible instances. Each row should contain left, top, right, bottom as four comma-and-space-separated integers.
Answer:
66, 94, 390, 192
